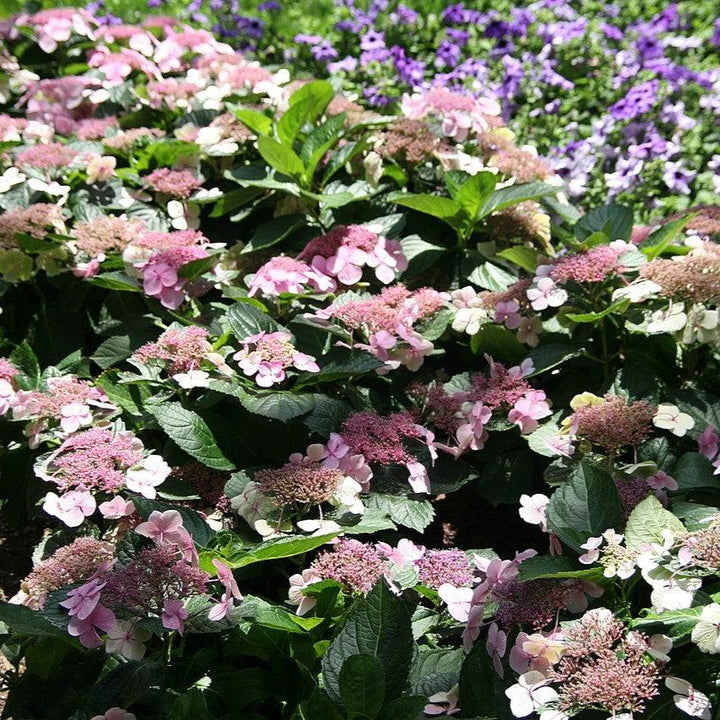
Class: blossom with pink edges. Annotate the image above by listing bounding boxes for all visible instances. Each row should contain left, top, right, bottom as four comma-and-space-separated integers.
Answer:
233, 331, 319, 387
43, 489, 96, 527
208, 559, 243, 621
162, 599, 189, 634
508, 390, 552, 434
288, 568, 323, 615
248, 255, 336, 297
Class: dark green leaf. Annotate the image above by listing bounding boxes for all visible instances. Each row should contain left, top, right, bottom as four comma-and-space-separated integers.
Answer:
574, 203, 633, 242
339, 654, 386, 718
152, 402, 235, 470
546, 462, 623, 552
322, 581, 413, 705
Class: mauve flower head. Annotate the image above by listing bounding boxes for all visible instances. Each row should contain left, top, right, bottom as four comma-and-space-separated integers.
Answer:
572, 395, 655, 452
247, 255, 336, 297
254, 461, 345, 507
233, 331, 319, 387
416, 549, 475, 589
36, 426, 146, 497
139, 245, 209, 309
298, 224, 407, 286
549, 610, 663, 714
20, 537, 114, 609
310, 539, 387, 594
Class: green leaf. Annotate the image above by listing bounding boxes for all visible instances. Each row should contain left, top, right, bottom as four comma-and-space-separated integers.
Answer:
0, 602, 70, 639
633, 607, 702, 639
209, 186, 264, 217
339, 654, 386, 719
301, 113, 346, 178
496, 246, 539, 272
470, 324, 525, 363
518, 555, 606, 582
233, 108, 273, 136
377, 697, 428, 720
624, 495, 686, 550
673, 501, 719, 530
177, 254, 219, 280
152, 402, 235, 470
565, 298, 630, 323
303, 394, 353, 436
287, 79, 335, 115
367, 494, 435, 532
467, 261, 516, 291
640, 214, 695, 260
203, 533, 337, 570
387, 192, 461, 229
527, 342, 583, 376
477, 181, 558, 220
295, 348, 383, 388
9, 340, 41, 390
86, 272, 141, 292
277, 96, 318, 145
574, 203, 634, 242
234, 387, 315, 421
322, 137, 369, 185
86, 661, 164, 715
449, 171, 497, 225
225, 301, 280, 339
322, 581, 413, 706
459, 640, 513, 719
399, 235, 447, 275
257, 135, 305, 179
409, 647, 463, 696
672, 452, 717, 490
243, 214, 305, 253
546, 462, 623, 552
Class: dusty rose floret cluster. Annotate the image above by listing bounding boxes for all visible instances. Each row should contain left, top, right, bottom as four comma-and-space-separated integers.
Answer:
310, 539, 386, 594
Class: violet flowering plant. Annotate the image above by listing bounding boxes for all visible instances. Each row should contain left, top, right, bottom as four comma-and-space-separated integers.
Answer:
0, 6, 719, 720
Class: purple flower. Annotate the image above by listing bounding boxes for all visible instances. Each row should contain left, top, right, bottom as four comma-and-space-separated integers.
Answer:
360, 30, 385, 51
663, 161, 695, 194
391, 4, 418, 26
327, 56, 358, 73
609, 80, 659, 121
311, 40, 338, 62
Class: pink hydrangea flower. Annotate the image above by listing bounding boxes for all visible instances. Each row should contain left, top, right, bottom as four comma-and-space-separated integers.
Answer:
288, 569, 323, 616
59, 402, 93, 433
438, 584, 474, 622
495, 300, 522, 330
647, 470, 678, 492
233, 331, 319, 387
526, 276, 568, 311
247, 256, 336, 297
508, 391, 552, 434
298, 225, 407, 286
456, 401, 492, 453
67, 603, 116, 648
105, 619, 150, 660
519, 494, 550, 530
99, 496, 136, 519
698, 426, 720, 460
208, 559, 242, 621
135, 510, 188, 546
125, 454, 171, 499
162, 599, 189, 634
43, 489, 96, 527
60, 577, 105, 620
486, 621, 508, 677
